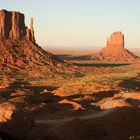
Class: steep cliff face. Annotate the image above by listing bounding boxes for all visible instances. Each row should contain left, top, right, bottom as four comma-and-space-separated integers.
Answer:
30, 17, 35, 42
0, 9, 71, 71
92, 32, 140, 62
107, 32, 124, 48
0, 9, 35, 42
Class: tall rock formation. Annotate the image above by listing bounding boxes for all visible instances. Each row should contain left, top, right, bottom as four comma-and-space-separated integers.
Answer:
0, 9, 35, 41
0, 9, 70, 71
92, 31, 140, 62
0, 10, 12, 39
107, 32, 124, 48
30, 17, 35, 42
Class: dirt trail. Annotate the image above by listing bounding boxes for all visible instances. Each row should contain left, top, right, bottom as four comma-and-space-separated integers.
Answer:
35, 109, 113, 125
35, 92, 138, 125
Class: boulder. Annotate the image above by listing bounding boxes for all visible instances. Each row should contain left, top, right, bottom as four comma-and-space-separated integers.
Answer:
0, 102, 34, 140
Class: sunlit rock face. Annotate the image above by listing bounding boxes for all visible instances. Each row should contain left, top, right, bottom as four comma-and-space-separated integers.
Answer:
92, 31, 140, 62
0, 9, 35, 42
106, 32, 124, 48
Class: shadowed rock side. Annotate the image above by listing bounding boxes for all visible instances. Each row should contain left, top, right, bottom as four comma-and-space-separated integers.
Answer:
92, 32, 140, 62
0, 102, 34, 140
0, 9, 72, 71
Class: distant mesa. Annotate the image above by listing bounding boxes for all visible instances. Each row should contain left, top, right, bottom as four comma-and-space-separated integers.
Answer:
0, 9, 70, 71
92, 31, 140, 62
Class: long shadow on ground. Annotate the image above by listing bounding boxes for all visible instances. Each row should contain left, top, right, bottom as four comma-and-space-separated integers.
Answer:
0, 79, 120, 112
56, 54, 91, 60
75, 63, 130, 68
29, 98, 140, 140
118, 77, 140, 91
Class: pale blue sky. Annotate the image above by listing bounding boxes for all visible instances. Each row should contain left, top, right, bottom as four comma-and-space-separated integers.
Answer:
1, 0, 140, 49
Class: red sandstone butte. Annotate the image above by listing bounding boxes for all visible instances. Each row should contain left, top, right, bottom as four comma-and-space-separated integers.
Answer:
93, 31, 140, 62
0, 9, 35, 41
0, 9, 70, 71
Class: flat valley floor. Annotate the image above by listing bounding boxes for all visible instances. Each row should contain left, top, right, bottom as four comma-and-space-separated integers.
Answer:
1, 57, 140, 140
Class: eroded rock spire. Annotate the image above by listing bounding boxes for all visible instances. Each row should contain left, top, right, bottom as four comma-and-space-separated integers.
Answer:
30, 17, 35, 42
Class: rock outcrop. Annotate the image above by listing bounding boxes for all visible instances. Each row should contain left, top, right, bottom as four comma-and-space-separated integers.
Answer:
30, 17, 35, 42
92, 31, 140, 62
0, 9, 72, 71
0, 102, 33, 140
0, 9, 35, 41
